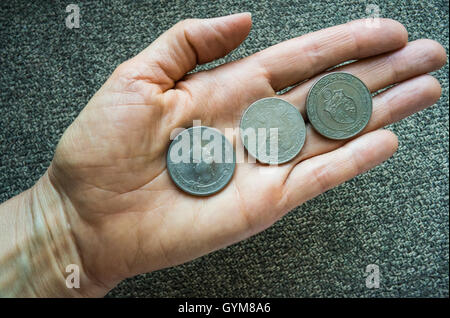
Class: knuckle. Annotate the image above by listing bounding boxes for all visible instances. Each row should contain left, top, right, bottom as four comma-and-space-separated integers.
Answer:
112, 60, 136, 79
176, 18, 199, 30
311, 164, 332, 194
349, 148, 365, 176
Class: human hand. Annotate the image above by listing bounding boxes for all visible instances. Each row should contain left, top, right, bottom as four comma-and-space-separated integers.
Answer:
14, 13, 446, 296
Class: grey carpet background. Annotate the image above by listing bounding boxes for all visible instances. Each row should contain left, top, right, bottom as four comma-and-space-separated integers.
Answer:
0, 0, 448, 297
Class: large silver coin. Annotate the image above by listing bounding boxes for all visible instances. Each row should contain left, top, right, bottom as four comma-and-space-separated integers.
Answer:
166, 126, 235, 196
240, 97, 306, 164
306, 72, 372, 140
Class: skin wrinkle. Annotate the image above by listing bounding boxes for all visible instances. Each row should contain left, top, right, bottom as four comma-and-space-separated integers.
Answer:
162, 90, 199, 134
12, 190, 21, 286
270, 24, 356, 90
182, 25, 201, 69
150, 58, 177, 91
361, 56, 393, 83
48, 164, 120, 217
385, 52, 400, 84
18, 181, 68, 296
189, 201, 201, 234
134, 218, 164, 275
54, 134, 168, 194
379, 92, 395, 127
233, 179, 254, 236
155, 214, 172, 269
274, 26, 355, 92
173, 81, 194, 109
107, 90, 158, 110
184, 201, 214, 258
125, 64, 172, 92
309, 161, 334, 195
47, 170, 111, 293
0, 254, 20, 296
346, 146, 365, 178
122, 214, 145, 277
55, 166, 122, 195
101, 105, 159, 133
85, 218, 129, 287
208, 21, 234, 60
307, 29, 348, 72
170, 87, 199, 128
258, 62, 278, 95
256, 56, 277, 91
139, 167, 169, 190
112, 68, 159, 96
346, 21, 362, 60
22, 192, 38, 297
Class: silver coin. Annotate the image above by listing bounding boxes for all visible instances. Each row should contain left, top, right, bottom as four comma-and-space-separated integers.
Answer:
240, 97, 306, 164
306, 72, 372, 140
166, 126, 235, 196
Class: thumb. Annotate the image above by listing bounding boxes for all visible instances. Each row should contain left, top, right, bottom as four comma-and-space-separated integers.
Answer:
128, 13, 252, 90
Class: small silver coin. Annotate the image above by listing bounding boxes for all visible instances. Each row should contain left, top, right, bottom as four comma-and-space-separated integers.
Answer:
240, 97, 306, 164
306, 72, 372, 140
166, 126, 235, 196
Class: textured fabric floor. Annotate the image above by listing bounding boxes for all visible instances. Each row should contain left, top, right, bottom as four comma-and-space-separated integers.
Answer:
0, 0, 448, 297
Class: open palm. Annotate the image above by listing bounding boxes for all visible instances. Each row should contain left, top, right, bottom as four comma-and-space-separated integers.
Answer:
47, 13, 445, 294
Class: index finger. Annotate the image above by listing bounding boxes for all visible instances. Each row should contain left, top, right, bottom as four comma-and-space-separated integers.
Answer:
245, 18, 408, 91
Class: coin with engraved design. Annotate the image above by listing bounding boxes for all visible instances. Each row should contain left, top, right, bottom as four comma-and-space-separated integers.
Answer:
306, 72, 372, 140
240, 97, 306, 164
167, 126, 235, 196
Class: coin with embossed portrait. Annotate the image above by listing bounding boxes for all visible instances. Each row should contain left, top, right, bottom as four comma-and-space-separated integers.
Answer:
166, 126, 235, 196
240, 97, 306, 164
306, 72, 372, 140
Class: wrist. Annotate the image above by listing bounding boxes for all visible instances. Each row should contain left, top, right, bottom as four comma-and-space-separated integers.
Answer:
0, 172, 109, 297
